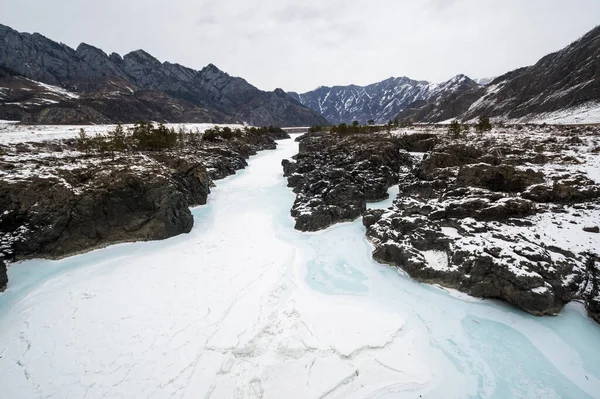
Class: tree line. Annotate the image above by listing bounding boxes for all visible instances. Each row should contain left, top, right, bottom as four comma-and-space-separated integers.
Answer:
76, 122, 286, 155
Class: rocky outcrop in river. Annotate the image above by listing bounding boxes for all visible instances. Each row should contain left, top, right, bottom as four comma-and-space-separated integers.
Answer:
285, 125, 600, 322
282, 131, 436, 231
0, 130, 284, 289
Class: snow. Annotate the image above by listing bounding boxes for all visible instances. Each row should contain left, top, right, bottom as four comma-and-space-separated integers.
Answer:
422, 250, 450, 271
0, 135, 599, 398
524, 101, 600, 125
0, 123, 246, 145
30, 80, 80, 99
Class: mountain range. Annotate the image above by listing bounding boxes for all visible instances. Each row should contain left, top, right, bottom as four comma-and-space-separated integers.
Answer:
1, 23, 599, 126
293, 25, 600, 125
288, 75, 482, 125
0, 24, 328, 126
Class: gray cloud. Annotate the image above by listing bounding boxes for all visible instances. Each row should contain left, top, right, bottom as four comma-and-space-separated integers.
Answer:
2, 0, 599, 93
195, 15, 217, 27
271, 5, 321, 22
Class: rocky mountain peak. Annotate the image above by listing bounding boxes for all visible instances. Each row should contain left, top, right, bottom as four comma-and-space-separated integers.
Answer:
123, 49, 162, 66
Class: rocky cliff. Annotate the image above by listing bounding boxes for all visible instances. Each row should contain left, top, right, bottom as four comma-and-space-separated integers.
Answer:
0, 24, 328, 126
0, 128, 287, 290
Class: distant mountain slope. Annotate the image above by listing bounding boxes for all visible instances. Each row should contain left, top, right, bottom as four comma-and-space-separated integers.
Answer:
289, 77, 434, 125
463, 25, 600, 121
396, 75, 485, 123
297, 25, 600, 125
0, 24, 327, 126
291, 75, 482, 125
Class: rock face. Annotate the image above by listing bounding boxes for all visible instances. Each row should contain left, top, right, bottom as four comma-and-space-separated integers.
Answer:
396, 76, 485, 123
0, 24, 328, 126
289, 75, 481, 125
282, 131, 437, 231
0, 132, 281, 263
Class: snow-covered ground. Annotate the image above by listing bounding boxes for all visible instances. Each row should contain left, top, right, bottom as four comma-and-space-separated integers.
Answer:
0, 121, 246, 145
524, 102, 600, 125
0, 136, 599, 398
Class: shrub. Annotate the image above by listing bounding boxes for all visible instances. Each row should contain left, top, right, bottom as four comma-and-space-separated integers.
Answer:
476, 115, 492, 133
448, 120, 462, 138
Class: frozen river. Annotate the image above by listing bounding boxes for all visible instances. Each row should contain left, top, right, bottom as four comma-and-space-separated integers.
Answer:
0, 136, 599, 398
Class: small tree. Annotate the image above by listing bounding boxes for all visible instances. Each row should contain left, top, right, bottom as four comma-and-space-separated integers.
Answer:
448, 120, 461, 138
476, 115, 492, 134
77, 128, 90, 155
367, 119, 375, 126
111, 124, 126, 153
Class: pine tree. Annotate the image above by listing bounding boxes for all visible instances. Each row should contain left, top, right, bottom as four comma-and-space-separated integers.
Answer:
448, 120, 461, 138
476, 115, 492, 134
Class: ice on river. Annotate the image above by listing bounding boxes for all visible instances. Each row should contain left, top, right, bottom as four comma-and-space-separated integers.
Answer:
0, 136, 599, 398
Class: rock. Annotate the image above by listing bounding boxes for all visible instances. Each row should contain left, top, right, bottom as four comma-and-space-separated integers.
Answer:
0, 259, 6, 292
0, 133, 277, 262
283, 132, 415, 231
359, 125, 600, 321
583, 226, 600, 233
456, 164, 544, 192
362, 209, 385, 228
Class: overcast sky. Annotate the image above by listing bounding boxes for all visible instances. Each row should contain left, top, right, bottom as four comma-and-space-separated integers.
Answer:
2, 0, 599, 93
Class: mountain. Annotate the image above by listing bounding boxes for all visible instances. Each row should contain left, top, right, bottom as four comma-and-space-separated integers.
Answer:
396, 75, 485, 123
290, 75, 483, 125
0, 24, 328, 126
289, 77, 434, 125
475, 77, 496, 86
399, 25, 600, 123
462, 25, 600, 121
296, 25, 600, 125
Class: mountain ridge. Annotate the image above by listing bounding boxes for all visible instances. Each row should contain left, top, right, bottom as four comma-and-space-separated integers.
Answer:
0, 24, 328, 126
293, 25, 600, 125
289, 74, 479, 125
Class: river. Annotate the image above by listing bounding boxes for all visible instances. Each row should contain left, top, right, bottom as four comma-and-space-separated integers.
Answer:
0, 135, 599, 398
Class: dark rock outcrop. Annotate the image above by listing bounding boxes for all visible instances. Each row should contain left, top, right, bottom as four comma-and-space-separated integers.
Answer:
0, 259, 6, 292
285, 124, 600, 321
0, 132, 282, 264
363, 126, 600, 319
282, 132, 433, 231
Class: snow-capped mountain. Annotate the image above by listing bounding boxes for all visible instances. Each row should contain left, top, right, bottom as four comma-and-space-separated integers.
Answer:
289, 75, 482, 125
475, 77, 496, 86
